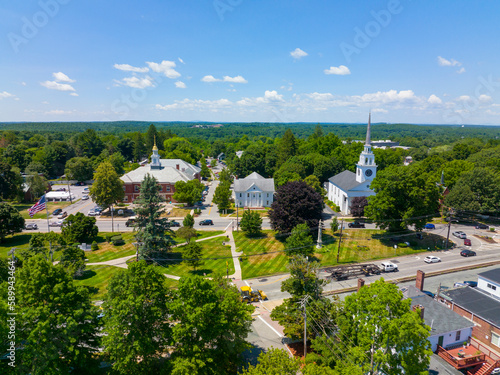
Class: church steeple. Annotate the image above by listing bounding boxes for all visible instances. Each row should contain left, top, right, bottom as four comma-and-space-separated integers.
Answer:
150, 136, 161, 169
356, 114, 377, 183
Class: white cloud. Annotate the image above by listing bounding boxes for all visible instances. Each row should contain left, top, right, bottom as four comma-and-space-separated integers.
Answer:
479, 94, 492, 102
428, 94, 442, 104
119, 76, 155, 89
264, 90, 283, 101
70, 93, 79, 97
156, 98, 232, 111
305, 92, 334, 101
457, 95, 471, 101
53, 72, 75, 82
290, 48, 308, 59
437, 56, 462, 67
175, 81, 186, 89
0, 91, 14, 99
324, 65, 351, 75
223, 75, 247, 83
45, 109, 72, 115
146, 60, 180, 79
178, 57, 185, 64
21, 82, 27, 86
40, 81, 76, 91
113, 64, 149, 73
355, 89, 417, 104
201, 75, 220, 82
457, 67, 466, 74
372, 108, 388, 113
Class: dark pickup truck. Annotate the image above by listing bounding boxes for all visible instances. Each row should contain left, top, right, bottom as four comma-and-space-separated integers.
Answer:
348, 222, 365, 228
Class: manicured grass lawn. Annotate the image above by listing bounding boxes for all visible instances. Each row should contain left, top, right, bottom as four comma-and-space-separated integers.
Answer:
167, 206, 192, 218
234, 229, 451, 279
75, 265, 124, 301
152, 236, 235, 278
13, 201, 73, 219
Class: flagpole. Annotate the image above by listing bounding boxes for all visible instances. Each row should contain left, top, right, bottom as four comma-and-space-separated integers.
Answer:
44, 194, 53, 260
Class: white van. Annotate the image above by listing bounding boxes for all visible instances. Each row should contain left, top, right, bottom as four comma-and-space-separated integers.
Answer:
380, 262, 398, 272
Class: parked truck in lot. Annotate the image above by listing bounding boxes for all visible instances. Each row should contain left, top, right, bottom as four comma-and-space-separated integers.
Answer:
325, 263, 382, 281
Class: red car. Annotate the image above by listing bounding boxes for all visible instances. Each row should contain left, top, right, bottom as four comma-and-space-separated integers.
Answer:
464, 238, 471, 246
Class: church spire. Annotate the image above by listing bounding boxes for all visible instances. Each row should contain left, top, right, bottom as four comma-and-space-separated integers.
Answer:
365, 113, 371, 145
152, 135, 158, 151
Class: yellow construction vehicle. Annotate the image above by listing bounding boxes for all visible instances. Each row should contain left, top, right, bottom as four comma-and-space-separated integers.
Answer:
240, 286, 267, 303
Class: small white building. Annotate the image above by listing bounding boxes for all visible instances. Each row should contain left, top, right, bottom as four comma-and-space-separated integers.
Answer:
477, 269, 500, 299
45, 191, 76, 201
233, 172, 275, 208
326, 114, 377, 214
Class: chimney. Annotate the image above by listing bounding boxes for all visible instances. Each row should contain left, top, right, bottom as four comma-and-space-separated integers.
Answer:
176, 164, 179, 170
413, 304, 425, 320
357, 278, 365, 291
416, 270, 425, 291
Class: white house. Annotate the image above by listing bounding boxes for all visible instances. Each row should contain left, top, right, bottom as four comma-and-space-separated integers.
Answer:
477, 268, 500, 299
326, 114, 377, 214
233, 172, 275, 208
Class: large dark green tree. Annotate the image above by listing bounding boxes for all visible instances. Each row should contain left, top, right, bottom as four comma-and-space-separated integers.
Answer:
365, 164, 440, 232
170, 276, 254, 375
64, 156, 94, 182
182, 242, 204, 271
0, 161, 22, 201
103, 261, 172, 375
61, 212, 99, 243
173, 179, 205, 206
213, 181, 231, 213
135, 174, 175, 259
239, 209, 263, 237
59, 245, 86, 278
269, 180, 324, 234
0, 202, 24, 242
276, 129, 297, 168
240, 348, 300, 375
285, 223, 315, 257
17, 255, 101, 374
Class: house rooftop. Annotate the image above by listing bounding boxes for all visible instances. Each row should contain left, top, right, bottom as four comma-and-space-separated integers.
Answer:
478, 268, 500, 285
440, 286, 500, 327
234, 172, 275, 192
328, 170, 365, 192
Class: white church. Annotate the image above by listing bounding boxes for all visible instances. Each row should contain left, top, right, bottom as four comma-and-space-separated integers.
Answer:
326, 115, 377, 215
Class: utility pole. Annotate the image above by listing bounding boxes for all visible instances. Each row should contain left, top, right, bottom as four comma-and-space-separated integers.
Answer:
299, 295, 310, 359
445, 208, 453, 251
337, 218, 344, 263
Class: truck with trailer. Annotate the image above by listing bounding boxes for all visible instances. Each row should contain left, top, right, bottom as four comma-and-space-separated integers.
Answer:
325, 263, 383, 281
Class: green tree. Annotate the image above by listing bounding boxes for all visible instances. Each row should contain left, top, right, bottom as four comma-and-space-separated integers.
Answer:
25, 161, 48, 176
304, 174, 326, 196
173, 179, 205, 206
213, 181, 231, 213
64, 156, 94, 182
269, 181, 324, 234
240, 348, 300, 375
183, 213, 195, 228
182, 242, 204, 271
134, 174, 175, 259
0, 160, 22, 201
285, 223, 314, 257
277, 129, 297, 168
170, 276, 254, 375
0, 202, 24, 242
61, 212, 99, 243
200, 157, 211, 178
90, 161, 124, 232
239, 209, 263, 237
330, 279, 431, 375
365, 164, 440, 232
59, 245, 86, 278
17, 255, 101, 374
176, 226, 198, 243
103, 261, 171, 375
25, 174, 48, 201
445, 167, 500, 213
330, 217, 339, 233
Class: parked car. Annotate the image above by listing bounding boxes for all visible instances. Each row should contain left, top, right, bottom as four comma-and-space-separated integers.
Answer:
348, 222, 365, 228
169, 221, 181, 227
422, 290, 435, 298
52, 208, 63, 215
83, 187, 90, 192
58, 211, 68, 219
445, 217, 459, 223
25, 223, 38, 230
75, 182, 85, 186
199, 219, 214, 226
424, 223, 435, 229
475, 223, 489, 230
460, 249, 476, 257
81, 195, 89, 200
490, 367, 500, 374
452, 231, 467, 239
464, 238, 471, 246
424, 255, 441, 263
379, 262, 398, 272
56, 188, 66, 191
88, 209, 98, 216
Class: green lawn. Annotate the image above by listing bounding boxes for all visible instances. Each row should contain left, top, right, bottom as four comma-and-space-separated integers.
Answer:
152, 236, 235, 278
234, 229, 451, 279
74, 265, 124, 301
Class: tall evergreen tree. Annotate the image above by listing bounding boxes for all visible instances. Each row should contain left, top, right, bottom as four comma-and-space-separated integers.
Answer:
134, 174, 175, 259
276, 129, 297, 168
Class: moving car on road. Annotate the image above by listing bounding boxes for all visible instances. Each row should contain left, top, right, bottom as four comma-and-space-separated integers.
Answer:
475, 223, 489, 230
452, 231, 466, 239
49, 220, 64, 227
58, 211, 68, 219
169, 221, 181, 227
379, 262, 398, 272
460, 249, 476, 257
199, 219, 214, 226
52, 208, 62, 215
424, 223, 435, 229
424, 255, 441, 263
348, 222, 365, 228
25, 223, 38, 230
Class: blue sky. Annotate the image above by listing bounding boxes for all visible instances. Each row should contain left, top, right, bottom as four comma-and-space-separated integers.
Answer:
1, 0, 500, 124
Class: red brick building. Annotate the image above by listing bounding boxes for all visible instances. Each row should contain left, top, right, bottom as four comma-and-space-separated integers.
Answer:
120, 145, 201, 203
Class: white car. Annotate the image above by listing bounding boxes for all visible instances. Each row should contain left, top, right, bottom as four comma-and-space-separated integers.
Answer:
88, 210, 98, 216
490, 368, 500, 374
452, 231, 467, 239
82, 195, 89, 200
380, 262, 398, 272
424, 256, 441, 263
49, 220, 64, 227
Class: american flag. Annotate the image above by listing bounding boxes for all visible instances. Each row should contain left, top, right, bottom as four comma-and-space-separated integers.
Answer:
28, 195, 46, 217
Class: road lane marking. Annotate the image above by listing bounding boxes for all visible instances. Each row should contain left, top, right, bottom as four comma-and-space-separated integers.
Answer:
257, 315, 283, 338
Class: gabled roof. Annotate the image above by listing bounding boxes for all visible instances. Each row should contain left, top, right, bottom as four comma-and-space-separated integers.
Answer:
440, 286, 500, 327
410, 294, 474, 336
478, 268, 500, 285
120, 159, 200, 184
234, 172, 274, 193
328, 170, 367, 192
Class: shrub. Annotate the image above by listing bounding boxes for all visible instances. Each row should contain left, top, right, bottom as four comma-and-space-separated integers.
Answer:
106, 233, 121, 242
335, 206, 341, 212
91, 241, 99, 251
490, 227, 495, 232
397, 243, 408, 248
112, 239, 125, 246
110, 235, 122, 242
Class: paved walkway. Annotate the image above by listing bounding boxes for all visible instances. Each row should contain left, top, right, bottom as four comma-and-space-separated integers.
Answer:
226, 227, 243, 280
